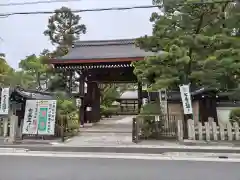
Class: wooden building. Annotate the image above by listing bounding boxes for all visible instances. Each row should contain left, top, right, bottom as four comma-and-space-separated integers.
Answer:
146, 88, 240, 125
116, 91, 138, 114
0, 87, 53, 137
50, 38, 156, 126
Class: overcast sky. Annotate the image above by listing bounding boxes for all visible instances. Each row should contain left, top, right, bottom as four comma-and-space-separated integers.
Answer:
0, 0, 156, 69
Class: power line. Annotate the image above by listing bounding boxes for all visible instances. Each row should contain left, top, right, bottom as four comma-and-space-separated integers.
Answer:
0, 0, 235, 17
0, 0, 81, 7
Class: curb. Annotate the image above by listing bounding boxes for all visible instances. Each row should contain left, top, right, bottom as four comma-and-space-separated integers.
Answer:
0, 145, 240, 154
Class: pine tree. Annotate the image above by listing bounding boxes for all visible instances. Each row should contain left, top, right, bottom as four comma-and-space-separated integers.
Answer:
133, 0, 240, 91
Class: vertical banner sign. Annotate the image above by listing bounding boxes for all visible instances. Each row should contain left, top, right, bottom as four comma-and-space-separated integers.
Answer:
179, 84, 193, 114
22, 100, 57, 135
0, 88, 10, 115
37, 100, 57, 135
22, 100, 39, 134
49, 100, 57, 135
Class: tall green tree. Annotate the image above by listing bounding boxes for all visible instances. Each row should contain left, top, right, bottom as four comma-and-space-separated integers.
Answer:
7, 70, 34, 89
133, 0, 240, 91
19, 54, 48, 89
100, 84, 120, 107
0, 54, 13, 86
44, 6, 86, 57
44, 6, 86, 92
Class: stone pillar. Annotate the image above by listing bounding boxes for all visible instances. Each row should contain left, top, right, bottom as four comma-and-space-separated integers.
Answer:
3, 117, 8, 137
9, 115, 18, 143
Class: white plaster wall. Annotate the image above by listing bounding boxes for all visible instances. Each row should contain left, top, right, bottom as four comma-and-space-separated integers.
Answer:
217, 107, 236, 126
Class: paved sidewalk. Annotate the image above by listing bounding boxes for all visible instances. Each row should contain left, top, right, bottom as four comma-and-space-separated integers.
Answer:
1, 115, 240, 154
66, 115, 134, 146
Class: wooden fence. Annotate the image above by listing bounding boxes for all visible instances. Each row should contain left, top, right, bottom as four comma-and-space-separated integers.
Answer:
177, 119, 240, 141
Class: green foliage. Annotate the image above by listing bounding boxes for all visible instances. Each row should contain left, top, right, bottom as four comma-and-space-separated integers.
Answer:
18, 53, 49, 89
48, 74, 66, 91
44, 6, 86, 49
229, 108, 240, 125
101, 84, 120, 107
7, 70, 35, 89
133, 0, 240, 91
138, 101, 164, 139
140, 101, 162, 115
55, 91, 76, 115
0, 56, 13, 86
55, 91, 79, 135
228, 89, 240, 100
66, 111, 79, 132
100, 105, 119, 118
43, 6, 87, 91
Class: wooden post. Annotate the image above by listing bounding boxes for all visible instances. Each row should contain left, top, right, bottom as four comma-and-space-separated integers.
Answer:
212, 121, 218, 140
187, 119, 194, 140
61, 115, 65, 142
198, 122, 203, 140
233, 122, 239, 140
94, 83, 101, 122
177, 120, 183, 141
79, 72, 85, 126
227, 122, 233, 141
0, 117, 2, 136
191, 120, 195, 140
205, 122, 210, 141
219, 124, 225, 140
68, 71, 73, 94
137, 82, 142, 114
132, 117, 139, 143
86, 82, 93, 123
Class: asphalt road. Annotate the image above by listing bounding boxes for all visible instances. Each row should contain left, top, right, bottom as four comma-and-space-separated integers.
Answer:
0, 155, 239, 180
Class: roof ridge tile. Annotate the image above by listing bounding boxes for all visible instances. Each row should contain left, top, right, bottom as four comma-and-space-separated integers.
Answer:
74, 38, 136, 47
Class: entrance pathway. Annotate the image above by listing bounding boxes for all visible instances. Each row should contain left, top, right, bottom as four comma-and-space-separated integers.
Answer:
65, 116, 135, 146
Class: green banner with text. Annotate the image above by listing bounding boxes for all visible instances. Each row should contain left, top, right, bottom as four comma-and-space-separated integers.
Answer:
37, 107, 48, 133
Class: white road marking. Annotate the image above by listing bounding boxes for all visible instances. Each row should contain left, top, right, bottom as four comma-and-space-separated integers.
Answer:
0, 151, 239, 162
0, 148, 28, 153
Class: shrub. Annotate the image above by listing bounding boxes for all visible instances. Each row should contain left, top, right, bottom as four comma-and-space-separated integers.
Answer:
229, 108, 240, 125
138, 101, 164, 139
55, 92, 79, 136
100, 105, 118, 118
66, 111, 79, 135
140, 101, 162, 115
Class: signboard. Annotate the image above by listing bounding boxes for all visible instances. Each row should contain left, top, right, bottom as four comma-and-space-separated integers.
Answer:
0, 88, 10, 115
142, 98, 148, 106
179, 84, 193, 114
76, 98, 81, 107
22, 100, 57, 135
22, 100, 38, 135
158, 89, 168, 114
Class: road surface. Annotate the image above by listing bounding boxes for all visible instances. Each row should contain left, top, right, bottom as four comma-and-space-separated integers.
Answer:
0, 155, 239, 180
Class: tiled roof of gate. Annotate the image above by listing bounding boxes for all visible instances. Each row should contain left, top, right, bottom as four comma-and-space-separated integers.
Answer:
15, 89, 53, 100
55, 38, 157, 61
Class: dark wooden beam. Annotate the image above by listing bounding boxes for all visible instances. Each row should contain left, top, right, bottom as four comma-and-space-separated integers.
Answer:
137, 82, 143, 114
51, 57, 143, 64
79, 71, 85, 126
